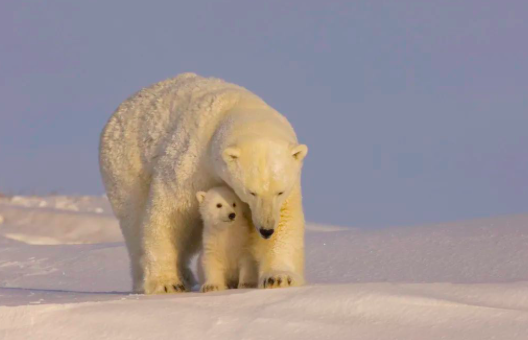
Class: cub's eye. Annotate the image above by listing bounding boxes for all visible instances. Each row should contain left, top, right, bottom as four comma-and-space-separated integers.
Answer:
278, 192, 284, 196
233, 203, 236, 207
250, 192, 257, 197
216, 203, 222, 208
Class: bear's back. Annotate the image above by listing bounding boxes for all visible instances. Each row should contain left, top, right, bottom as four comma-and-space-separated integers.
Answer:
102, 73, 267, 176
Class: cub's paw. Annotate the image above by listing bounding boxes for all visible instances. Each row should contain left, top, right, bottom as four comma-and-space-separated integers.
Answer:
143, 276, 189, 294
259, 271, 304, 289
238, 282, 257, 289
200, 283, 227, 293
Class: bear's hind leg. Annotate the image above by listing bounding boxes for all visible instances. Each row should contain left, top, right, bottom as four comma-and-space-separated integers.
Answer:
109, 179, 150, 293
120, 221, 145, 293
238, 253, 258, 289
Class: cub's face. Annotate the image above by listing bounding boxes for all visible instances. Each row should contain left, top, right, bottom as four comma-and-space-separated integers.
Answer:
196, 186, 245, 228
218, 138, 308, 239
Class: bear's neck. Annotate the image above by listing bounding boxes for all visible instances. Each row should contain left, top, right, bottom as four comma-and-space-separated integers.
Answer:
211, 107, 297, 156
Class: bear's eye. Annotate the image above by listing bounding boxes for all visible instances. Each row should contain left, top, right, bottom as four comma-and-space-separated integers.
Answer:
278, 192, 284, 196
250, 192, 257, 197
217, 203, 222, 208
233, 203, 236, 207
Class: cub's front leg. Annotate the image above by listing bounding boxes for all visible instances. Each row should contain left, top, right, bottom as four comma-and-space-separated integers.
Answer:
200, 251, 227, 293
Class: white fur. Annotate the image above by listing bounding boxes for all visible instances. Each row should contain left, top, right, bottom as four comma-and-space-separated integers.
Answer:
99, 73, 308, 293
196, 186, 257, 292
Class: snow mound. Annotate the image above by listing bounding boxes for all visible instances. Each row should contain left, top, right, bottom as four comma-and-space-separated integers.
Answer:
3, 195, 111, 214
0, 196, 120, 245
307, 214, 528, 284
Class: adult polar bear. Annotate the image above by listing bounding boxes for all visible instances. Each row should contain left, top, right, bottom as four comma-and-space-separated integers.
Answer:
99, 73, 308, 294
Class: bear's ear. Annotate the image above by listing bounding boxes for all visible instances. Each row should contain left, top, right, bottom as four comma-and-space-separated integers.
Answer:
196, 191, 207, 204
291, 144, 308, 161
222, 147, 240, 163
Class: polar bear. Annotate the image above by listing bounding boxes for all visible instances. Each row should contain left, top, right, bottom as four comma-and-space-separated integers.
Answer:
99, 73, 308, 294
196, 186, 257, 292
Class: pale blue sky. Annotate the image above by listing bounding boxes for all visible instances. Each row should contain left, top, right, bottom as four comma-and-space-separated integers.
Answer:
1, 1, 527, 227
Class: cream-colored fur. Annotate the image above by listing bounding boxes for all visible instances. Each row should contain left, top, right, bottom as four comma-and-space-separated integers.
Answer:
196, 186, 257, 292
99, 73, 308, 294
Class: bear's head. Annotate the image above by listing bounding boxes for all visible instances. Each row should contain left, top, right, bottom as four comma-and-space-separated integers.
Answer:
196, 186, 245, 229
217, 137, 308, 239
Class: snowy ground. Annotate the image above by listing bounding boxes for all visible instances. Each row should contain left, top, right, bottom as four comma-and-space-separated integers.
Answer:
1, 196, 528, 339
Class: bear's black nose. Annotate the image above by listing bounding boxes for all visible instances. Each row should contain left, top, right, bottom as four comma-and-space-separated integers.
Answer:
228, 213, 236, 220
259, 228, 274, 239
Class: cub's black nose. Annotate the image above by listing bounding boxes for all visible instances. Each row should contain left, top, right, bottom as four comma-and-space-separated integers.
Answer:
259, 228, 274, 239
228, 213, 236, 220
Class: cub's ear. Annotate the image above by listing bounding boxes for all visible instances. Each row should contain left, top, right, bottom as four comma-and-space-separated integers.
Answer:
222, 147, 240, 163
196, 191, 207, 204
291, 144, 308, 161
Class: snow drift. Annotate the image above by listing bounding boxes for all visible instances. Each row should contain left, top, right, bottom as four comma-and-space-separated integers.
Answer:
1, 195, 527, 339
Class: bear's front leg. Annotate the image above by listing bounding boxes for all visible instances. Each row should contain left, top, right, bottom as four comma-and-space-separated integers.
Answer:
258, 184, 306, 289
141, 191, 190, 294
258, 240, 305, 289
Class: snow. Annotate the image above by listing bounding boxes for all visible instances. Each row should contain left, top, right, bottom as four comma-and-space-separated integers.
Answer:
0, 196, 120, 245
1, 195, 528, 339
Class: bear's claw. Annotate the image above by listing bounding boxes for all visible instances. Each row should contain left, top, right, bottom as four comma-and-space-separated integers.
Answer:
158, 283, 187, 294
201, 283, 227, 293
143, 276, 189, 294
173, 284, 186, 292
260, 271, 303, 289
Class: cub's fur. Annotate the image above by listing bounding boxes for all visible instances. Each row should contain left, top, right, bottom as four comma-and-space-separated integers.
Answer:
197, 186, 257, 292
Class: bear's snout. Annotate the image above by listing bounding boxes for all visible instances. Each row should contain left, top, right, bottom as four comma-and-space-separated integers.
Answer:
259, 228, 274, 239
228, 213, 236, 221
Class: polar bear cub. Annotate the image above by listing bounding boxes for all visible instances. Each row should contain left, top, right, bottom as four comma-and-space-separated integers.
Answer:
196, 186, 258, 292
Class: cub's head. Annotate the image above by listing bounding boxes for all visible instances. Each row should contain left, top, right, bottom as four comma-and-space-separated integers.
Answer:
196, 186, 245, 228
216, 138, 308, 239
